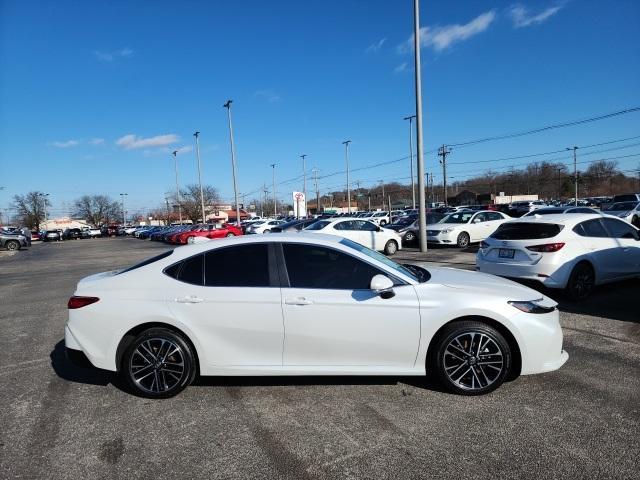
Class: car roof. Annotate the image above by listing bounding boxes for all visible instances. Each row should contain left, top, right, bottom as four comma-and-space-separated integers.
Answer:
506, 213, 609, 225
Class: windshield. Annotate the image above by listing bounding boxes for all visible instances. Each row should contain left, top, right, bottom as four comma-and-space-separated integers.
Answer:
438, 212, 473, 224
304, 220, 330, 231
339, 238, 419, 282
605, 202, 638, 211
392, 215, 416, 226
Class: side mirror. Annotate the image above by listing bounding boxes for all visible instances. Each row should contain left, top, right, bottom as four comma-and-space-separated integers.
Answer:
370, 274, 395, 299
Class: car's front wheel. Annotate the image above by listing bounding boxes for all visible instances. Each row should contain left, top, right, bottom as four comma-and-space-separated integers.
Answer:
456, 232, 470, 248
187, 236, 195, 244
122, 328, 197, 399
384, 240, 398, 256
431, 320, 511, 395
403, 231, 416, 243
226, 232, 235, 237
5, 240, 20, 251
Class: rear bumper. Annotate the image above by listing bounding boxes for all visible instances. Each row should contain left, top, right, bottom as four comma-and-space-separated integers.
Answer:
65, 347, 93, 368
476, 257, 569, 289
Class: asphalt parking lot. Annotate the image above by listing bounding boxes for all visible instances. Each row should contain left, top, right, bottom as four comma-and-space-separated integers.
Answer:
1, 238, 638, 479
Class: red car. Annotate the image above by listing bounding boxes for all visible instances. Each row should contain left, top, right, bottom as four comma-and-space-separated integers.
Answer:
172, 223, 243, 244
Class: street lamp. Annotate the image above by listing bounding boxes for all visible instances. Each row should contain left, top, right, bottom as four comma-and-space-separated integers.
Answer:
404, 115, 417, 209
223, 100, 242, 227
566, 146, 578, 206
39, 193, 50, 227
119, 193, 128, 225
413, 0, 427, 253
300, 154, 307, 218
270, 164, 277, 216
342, 140, 352, 214
193, 131, 207, 223
172, 150, 182, 224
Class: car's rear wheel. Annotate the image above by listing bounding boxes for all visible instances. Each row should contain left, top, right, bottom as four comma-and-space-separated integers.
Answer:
226, 233, 235, 237
403, 231, 416, 243
431, 321, 511, 395
384, 240, 398, 256
187, 236, 195, 244
122, 328, 196, 399
5, 240, 20, 251
456, 232, 470, 248
565, 262, 595, 300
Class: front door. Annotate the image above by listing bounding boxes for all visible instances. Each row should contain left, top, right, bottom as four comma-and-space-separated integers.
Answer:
279, 243, 420, 369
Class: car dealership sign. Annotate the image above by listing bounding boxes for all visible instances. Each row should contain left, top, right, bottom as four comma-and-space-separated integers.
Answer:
292, 191, 306, 218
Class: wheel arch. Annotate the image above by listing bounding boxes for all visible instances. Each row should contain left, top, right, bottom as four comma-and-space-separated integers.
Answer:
426, 315, 522, 380
115, 322, 201, 374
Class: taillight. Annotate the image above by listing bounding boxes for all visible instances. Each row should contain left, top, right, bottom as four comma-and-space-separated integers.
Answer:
526, 242, 565, 253
68, 296, 100, 309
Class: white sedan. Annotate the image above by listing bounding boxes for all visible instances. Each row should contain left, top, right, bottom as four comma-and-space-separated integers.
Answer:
476, 214, 640, 299
245, 219, 285, 234
65, 233, 568, 398
303, 218, 402, 255
426, 210, 511, 247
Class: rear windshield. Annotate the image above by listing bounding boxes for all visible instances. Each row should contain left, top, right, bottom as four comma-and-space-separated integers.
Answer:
491, 222, 563, 240
304, 220, 330, 230
118, 250, 173, 274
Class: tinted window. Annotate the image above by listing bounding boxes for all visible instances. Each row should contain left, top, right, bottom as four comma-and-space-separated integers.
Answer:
472, 213, 487, 222
205, 244, 269, 287
491, 223, 563, 240
334, 221, 354, 231
121, 250, 174, 274
304, 220, 330, 231
176, 254, 204, 285
487, 212, 503, 221
573, 219, 608, 238
355, 221, 377, 231
602, 218, 639, 240
283, 244, 383, 290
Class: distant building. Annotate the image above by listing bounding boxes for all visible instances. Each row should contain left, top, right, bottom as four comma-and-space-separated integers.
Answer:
41, 217, 91, 230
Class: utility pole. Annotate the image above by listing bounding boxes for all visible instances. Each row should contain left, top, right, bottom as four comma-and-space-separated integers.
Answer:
172, 151, 182, 224
193, 131, 207, 223
300, 154, 307, 216
119, 193, 128, 225
567, 146, 578, 205
262, 183, 269, 217
223, 100, 241, 227
438, 145, 451, 206
404, 115, 417, 209
164, 197, 171, 225
379, 180, 385, 209
413, 0, 427, 252
342, 140, 352, 214
312, 168, 320, 215
270, 164, 277, 216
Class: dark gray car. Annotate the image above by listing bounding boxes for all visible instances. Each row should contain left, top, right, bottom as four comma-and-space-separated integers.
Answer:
0, 231, 29, 251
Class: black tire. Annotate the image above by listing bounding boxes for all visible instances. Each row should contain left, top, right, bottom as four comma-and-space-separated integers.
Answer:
384, 240, 398, 256
5, 240, 20, 251
403, 231, 416, 243
380, 220, 387, 226
565, 262, 595, 301
430, 320, 512, 396
263, 229, 271, 233
121, 328, 197, 399
456, 232, 470, 248
225, 233, 235, 237
632, 216, 640, 229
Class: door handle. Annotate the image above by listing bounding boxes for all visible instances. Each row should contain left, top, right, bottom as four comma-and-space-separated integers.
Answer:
284, 297, 313, 306
176, 295, 204, 304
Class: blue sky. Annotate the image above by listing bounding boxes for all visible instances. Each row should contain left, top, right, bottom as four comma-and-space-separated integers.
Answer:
1, 0, 639, 217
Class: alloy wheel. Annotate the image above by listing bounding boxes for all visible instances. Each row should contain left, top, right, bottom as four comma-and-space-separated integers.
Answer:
129, 338, 186, 394
569, 264, 594, 300
442, 332, 504, 391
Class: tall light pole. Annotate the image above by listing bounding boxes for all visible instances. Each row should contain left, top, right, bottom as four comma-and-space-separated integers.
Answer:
342, 140, 352, 214
404, 115, 417, 209
224, 100, 241, 227
172, 150, 182, 224
39, 193, 50, 227
312, 167, 320, 215
413, 0, 427, 252
119, 193, 128, 225
567, 146, 578, 206
300, 154, 307, 217
193, 131, 207, 223
270, 163, 277, 216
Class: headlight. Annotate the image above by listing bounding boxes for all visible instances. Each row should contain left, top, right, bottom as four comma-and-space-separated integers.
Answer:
440, 228, 453, 234
508, 299, 555, 314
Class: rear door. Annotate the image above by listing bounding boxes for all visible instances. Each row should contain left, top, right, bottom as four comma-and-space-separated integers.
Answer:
601, 218, 640, 278
573, 219, 620, 282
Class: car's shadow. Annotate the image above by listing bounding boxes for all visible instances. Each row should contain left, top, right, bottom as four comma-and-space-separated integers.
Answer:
50, 340, 451, 394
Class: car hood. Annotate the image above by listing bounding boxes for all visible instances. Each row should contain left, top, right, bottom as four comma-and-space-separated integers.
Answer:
418, 266, 556, 305
426, 223, 464, 231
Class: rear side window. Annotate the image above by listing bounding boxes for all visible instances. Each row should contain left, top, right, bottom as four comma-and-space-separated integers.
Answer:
119, 250, 173, 274
305, 220, 330, 231
491, 223, 563, 240
205, 244, 270, 287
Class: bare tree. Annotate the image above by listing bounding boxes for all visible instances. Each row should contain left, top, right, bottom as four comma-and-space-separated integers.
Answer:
11, 191, 50, 230
179, 184, 220, 223
72, 195, 122, 226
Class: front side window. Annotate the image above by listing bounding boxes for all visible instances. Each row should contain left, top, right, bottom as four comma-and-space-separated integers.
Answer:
439, 212, 473, 224
487, 212, 504, 221
573, 219, 608, 238
283, 244, 384, 290
334, 221, 354, 231
601, 218, 639, 240
205, 244, 270, 287
304, 220, 330, 231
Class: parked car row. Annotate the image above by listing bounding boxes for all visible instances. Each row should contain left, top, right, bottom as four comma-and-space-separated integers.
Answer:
127, 223, 243, 244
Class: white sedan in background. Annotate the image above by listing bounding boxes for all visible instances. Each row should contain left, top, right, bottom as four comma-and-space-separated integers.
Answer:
304, 218, 402, 255
477, 214, 640, 299
426, 210, 511, 248
65, 233, 568, 398
602, 201, 640, 228
245, 219, 285, 234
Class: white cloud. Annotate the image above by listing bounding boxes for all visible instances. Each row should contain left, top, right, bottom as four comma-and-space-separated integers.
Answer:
254, 89, 281, 104
89, 138, 105, 145
93, 47, 134, 62
49, 139, 80, 148
398, 11, 496, 53
509, 4, 562, 28
394, 62, 408, 74
366, 38, 386, 53
116, 133, 179, 150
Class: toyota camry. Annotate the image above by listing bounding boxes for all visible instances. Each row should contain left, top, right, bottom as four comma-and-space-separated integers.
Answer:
65, 233, 568, 398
